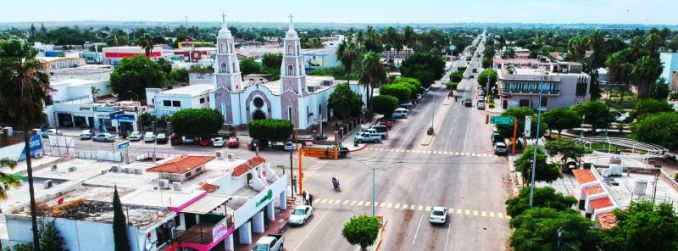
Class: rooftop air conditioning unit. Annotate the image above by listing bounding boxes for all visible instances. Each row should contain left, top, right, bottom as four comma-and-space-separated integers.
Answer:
110, 165, 120, 172
43, 180, 53, 189
133, 168, 143, 175
68, 166, 76, 172
122, 167, 130, 174
172, 182, 182, 191
158, 179, 170, 190
227, 153, 235, 161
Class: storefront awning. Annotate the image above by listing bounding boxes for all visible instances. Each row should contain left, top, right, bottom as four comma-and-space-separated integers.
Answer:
180, 194, 231, 215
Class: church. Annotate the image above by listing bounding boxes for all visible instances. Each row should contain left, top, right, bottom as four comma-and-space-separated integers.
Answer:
209, 15, 364, 129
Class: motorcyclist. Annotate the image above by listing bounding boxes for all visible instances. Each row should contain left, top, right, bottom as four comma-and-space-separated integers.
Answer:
332, 177, 340, 191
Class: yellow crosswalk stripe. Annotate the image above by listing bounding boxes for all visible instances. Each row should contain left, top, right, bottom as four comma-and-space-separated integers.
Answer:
465, 210, 471, 215
456, 209, 462, 215
386, 203, 393, 208
481, 211, 487, 217
394, 203, 401, 209
489, 212, 495, 217
425, 206, 432, 211
418, 205, 424, 211
473, 210, 479, 216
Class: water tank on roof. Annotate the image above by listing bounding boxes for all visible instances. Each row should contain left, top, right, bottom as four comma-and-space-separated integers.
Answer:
634, 180, 648, 196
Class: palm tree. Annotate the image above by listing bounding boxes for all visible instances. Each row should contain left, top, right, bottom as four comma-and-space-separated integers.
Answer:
138, 33, 154, 57
336, 40, 359, 83
403, 26, 416, 55
0, 159, 22, 200
632, 56, 662, 99
567, 36, 587, 62
90, 86, 101, 102
494, 34, 507, 51
606, 50, 633, 103
0, 39, 51, 250
355, 30, 365, 47
359, 52, 386, 118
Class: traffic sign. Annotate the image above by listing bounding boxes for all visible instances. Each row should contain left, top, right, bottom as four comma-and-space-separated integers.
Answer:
490, 116, 514, 125
116, 141, 129, 151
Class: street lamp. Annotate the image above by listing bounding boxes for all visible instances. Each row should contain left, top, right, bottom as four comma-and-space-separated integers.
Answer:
352, 158, 401, 216
528, 74, 547, 208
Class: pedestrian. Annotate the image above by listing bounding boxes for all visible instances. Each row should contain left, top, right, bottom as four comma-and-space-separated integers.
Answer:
304, 192, 310, 206
302, 191, 307, 204
308, 193, 314, 207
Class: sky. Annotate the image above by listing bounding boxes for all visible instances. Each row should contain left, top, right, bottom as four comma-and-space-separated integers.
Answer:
2, 0, 678, 24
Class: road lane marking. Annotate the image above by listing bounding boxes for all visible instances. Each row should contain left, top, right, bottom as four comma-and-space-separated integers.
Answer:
319, 199, 327, 204
394, 203, 401, 209
386, 203, 393, 208
334, 200, 341, 204
456, 209, 462, 214
473, 210, 479, 216
489, 212, 495, 217
379, 202, 387, 208
342, 200, 349, 205
497, 213, 504, 218
481, 211, 487, 217
364, 201, 371, 207
425, 206, 432, 211
327, 199, 335, 204
465, 210, 470, 215
412, 214, 425, 246
410, 205, 416, 210
417, 205, 424, 211
293, 197, 339, 251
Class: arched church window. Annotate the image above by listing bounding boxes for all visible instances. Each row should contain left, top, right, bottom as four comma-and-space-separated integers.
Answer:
221, 63, 226, 73
288, 65, 293, 76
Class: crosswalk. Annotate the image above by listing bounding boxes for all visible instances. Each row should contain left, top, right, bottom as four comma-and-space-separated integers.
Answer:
365, 148, 497, 158
301, 160, 328, 182
310, 198, 510, 220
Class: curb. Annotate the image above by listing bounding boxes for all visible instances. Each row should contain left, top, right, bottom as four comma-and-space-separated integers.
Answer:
348, 143, 369, 152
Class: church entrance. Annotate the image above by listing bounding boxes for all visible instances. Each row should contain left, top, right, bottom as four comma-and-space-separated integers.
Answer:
252, 110, 266, 120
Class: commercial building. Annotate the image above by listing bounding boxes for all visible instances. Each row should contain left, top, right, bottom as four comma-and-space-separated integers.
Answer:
497, 61, 590, 110
146, 84, 214, 117
38, 56, 86, 69
103, 46, 164, 65
660, 52, 678, 91
2, 153, 288, 251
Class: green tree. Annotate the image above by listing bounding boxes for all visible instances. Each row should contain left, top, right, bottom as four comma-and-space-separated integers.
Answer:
510, 208, 601, 251
137, 33, 154, 57
170, 68, 189, 83
631, 98, 674, 120
506, 186, 577, 218
247, 119, 293, 143
391, 77, 421, 92
336, 40, 360, 82
572, 101, 612, 133
359, 51, 387, 116
372, 95, 398, 117
514, 146, 562, 184
0, 159, 22, 200
477, 69, 498, 92
110, 56, 168, 100
328, 83, 363, 122
496, 107, 547, 139
605, 49, 634, 103
0, 39, 50, 249
543, 108, 581, 136
400, 52, 445, 87
601, 201, 678, 251
342, 215, 381, 251
90, 86, 101, 102
632, 112, 678, 150
112, 186, 129, 251
239, 57, 261, 76
170, 109, 224, 138
261, 53, 282, 70
545, 138, 584, 165
379, 84, 411, 104
40, 220, 64, 251
648, 78, 670, 100
449, 71, 463, 83
632, 55, 662, 99
670, 34, 678, 52
156, 58, 173, 75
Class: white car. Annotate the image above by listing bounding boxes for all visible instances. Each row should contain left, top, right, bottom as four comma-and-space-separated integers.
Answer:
128, 131, 143, 141
430, 207, 448, 224
144, 132, 155, 143
289, 205, 313, 225
212, 137, 225, 147
79, 129, 94, 140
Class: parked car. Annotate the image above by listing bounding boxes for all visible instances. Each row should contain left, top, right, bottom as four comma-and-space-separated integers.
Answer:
212, 137, 225, 147
289, 205, 313, 225
92, 133, 115, 142
284, 141, 295, 151
252, 234, 284, 251
249, 139, 269, 151
429, 207, 448, 224
398, 103, 413, 110
477, 101, 486, 110
181, 135, 196, 145
354, 132, 382, 144
463, 98, 473, 107
494, 142, 508, 155
79, 129, 94, 140
144, 132, 155, 143
41, 128, 58, 139
128, 131, 143, 141
491, 132, 505, 146
198, 138, 211, 146
392, 108, 408, 119
228, 136, 240, 148
156, 133, 168, 144
365, 126, 388, 139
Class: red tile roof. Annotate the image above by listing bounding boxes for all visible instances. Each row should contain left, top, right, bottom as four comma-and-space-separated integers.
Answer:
590, 197, 613, 210
199, 183, 219, 193
232, 156, 266, 177
573, 169, 597, 184
596, 212, 617, 229
583, 185, 604, 196
147, 155, 215, 174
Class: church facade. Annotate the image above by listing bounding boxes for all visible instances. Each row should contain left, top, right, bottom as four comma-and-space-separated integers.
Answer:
209, 16, 364, 129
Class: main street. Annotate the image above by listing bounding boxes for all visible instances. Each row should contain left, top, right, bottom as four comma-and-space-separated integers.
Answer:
283, 34, 512, 251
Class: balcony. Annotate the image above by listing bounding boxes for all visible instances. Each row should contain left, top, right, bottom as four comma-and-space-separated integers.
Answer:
175, 215, 234, 247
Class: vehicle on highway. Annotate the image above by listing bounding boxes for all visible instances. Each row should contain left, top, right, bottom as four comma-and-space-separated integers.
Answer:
128, 131, 143, 141
228, 136, 240, 148
392, 108, 409, 119
430, 207, 448, 224
354, 132, 382, 144
289, 205, 313, 225
463, 98, 473, 107
156, 133, 168, 144
92, 133, 115, 142
252, 234, 284, 251
494, 142, 508, 155
477, 100, 486, 110
181, 135, 196, 145
211, 137, 225, 147
79, 129, 94, 140
284, 141, 295, 151
144, 132, 155, 143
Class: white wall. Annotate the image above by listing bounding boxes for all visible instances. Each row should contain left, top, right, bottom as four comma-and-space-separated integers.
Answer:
153, 94, 194, 117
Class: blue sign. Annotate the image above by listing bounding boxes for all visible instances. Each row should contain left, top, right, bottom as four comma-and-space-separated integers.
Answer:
29, 135, 43, 152
117, 114, 136, 121
109, 111, 124, 120
116, 141, 129, 150
94, 106, 116, 113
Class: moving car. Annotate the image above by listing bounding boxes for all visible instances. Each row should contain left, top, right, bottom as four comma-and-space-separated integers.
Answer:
144, 132, 155, 143
92, 133, 115, 142
429, 207, 448, 224
289, 205, 313, 225
156, 133, 168, 144
211, 137, 225, 147
228, 136, 240, 148
181, 135, 196, 145
494, 142, 508, 155
79, 129, 94, 140
128, 131, 143, 141
463, 98, 473, 107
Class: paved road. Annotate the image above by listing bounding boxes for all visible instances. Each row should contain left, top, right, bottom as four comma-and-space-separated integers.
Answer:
283, 34, 512, 251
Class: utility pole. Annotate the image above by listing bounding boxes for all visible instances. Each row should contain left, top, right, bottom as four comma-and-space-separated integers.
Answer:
529, 77, 545, 207
290, 148, 295, 197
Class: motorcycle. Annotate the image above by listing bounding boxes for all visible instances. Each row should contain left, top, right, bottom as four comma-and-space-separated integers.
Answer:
332, 177, 341, 192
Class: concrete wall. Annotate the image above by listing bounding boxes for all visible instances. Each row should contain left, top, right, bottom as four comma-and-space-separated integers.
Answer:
153, 94, 194, 117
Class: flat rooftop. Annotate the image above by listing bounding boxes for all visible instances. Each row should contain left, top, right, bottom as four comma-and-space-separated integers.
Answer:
599, 170, 678, 211
160, 84, 214, 96
49, 65, 113, 85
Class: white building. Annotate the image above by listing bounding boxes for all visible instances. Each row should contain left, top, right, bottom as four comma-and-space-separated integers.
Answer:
148, 84, 214, 117
660, 52, 678, 91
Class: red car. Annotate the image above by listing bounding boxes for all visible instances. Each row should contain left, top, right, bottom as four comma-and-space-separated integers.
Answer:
198, 138, 212, 146
228, 136, 240, 148
372, 119, 393, 129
